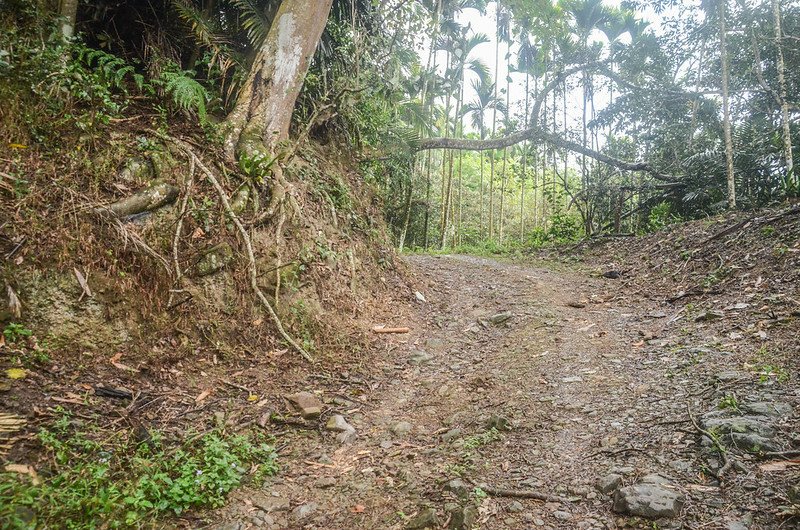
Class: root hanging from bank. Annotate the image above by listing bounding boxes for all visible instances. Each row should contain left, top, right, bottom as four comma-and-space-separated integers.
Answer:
168, 137, 313, 363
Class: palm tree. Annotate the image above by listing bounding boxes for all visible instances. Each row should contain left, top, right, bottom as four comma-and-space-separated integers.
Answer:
453, 30, 490, 246
463, 78, 505, 239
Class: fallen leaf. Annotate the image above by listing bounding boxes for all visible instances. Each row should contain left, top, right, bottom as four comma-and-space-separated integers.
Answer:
6, 285, 21, 319
195, 389, 212, 403
252, 319, 263, 327
6, 368, 26, 380
73, 268, 93, 300
632, 340, 645, 347
247, 394, 259, 402
759, 460, 800, 472
351, 504, 366, 513
5, 464, 40, 485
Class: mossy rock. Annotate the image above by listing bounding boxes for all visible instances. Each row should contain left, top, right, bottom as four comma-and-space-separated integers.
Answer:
193, 243, 234, 277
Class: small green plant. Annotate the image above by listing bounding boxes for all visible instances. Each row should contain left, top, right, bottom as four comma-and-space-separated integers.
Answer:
463, 428, 501, 451
472, 487, 488, 501
239, 151, 277, 185
718, 395, 740, 412
2, 323, 32, 343
647, 201, 681, 232
774, 244, 789, 257
0, 410, 278, 528
755, 364, 790, 384
760, 225, 776, 237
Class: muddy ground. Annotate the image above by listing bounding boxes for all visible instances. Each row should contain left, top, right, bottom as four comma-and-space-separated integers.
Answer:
209, 254, 799, 530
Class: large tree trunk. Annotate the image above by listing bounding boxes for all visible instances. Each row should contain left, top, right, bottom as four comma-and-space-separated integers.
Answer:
59, 0, 78, 39
772, 0, 794, 191
224, 0, 333, 161
718, 0, 736, 209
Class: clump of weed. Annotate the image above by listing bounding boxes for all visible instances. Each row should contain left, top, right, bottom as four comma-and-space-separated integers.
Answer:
0, 409, 278, 528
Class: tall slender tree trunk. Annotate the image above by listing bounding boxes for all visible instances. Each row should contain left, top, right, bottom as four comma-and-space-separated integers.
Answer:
689, 39, 707, 149
489, 7, 500, 241
718, 0, 736, 209
424, 150, 433, 248
398, 178, 413, 251
457, 76, 465, 245
224, 0, 334, 161
521, 74, 530, 241
479, 118, 485, 239
59, 0, 79, 39
772, 0, 794, 190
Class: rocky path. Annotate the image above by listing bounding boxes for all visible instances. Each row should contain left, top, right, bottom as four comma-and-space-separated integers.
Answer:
212, 255, 797, 530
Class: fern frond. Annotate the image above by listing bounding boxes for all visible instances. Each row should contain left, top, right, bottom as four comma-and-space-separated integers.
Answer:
161, 70, 211, 124
170, 0, 218, 50
229, 0, 270, 46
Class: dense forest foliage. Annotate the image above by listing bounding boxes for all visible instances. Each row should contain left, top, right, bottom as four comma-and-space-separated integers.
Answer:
1, 0, 797, 252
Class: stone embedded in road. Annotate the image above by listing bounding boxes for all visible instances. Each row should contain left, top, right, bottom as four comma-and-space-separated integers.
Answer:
406, 507, 440, 529
596, 473, 623, 494
285, 392, 322, 419
740, 401, 792, 418
325, 414, 352, 432
391, 420, 413, 436
562, 376, 583, 383
446, 478, 470, 498
445, 503, 476, 530
324, 413, 357, 443
488, 312, 513, 325
700, 413, 781, 452
292, 503, 317, 521
612, 477, 685, 518
409, 350, 433, 365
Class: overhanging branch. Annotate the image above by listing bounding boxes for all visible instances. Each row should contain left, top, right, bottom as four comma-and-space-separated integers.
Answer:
417, 126, 678, 183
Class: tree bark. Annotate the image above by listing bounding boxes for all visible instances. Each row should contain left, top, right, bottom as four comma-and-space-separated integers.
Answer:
718, 0, 736, 208
224, 0, 334, 161
772, 0, 794, 190
59, 0, 78, 39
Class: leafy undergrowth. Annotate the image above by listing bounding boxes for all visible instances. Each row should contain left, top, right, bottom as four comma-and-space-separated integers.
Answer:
0, 409, 278, 529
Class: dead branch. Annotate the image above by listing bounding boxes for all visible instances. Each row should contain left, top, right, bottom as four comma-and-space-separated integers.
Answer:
372, 326, 410, 334
168, 138, 313, 362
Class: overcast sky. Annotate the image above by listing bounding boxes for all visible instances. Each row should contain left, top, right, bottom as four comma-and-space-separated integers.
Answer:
428, 1, 666, 143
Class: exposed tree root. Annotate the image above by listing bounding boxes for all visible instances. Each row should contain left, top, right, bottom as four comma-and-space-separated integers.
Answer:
687, 402, 737, 483
92, 208, 172, 275
167, 156, 195, 308
168, 137, 313, 362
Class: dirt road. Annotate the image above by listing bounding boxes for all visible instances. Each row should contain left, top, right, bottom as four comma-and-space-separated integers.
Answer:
214, 255, 795, 530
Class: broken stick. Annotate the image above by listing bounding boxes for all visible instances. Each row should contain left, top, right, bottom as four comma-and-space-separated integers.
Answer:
372, 326, 410, 334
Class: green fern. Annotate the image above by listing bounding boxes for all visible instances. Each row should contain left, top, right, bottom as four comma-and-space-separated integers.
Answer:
229, 0, 273, 46
159, 69, 211, 125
